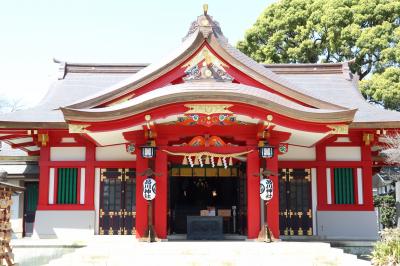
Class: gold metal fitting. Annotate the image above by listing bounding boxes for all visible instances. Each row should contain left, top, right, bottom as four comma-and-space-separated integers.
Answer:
203, 4, 208, 15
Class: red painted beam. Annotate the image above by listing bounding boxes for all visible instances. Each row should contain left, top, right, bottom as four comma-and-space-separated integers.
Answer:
160, 145, 255, 154
72, 101, 339, 134
94, 161, 136, 168
0, 130, 30, 135
156, 124, 258, 136
37, 205, 94, 211
0, 134, 29, 140
27, 150, 40, 156
11, 141, 36, 148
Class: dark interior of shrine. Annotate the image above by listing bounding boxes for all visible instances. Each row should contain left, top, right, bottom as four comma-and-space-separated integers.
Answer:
168, 166, 247, 235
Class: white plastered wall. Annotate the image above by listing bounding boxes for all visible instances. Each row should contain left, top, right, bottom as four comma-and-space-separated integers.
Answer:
33, 210, 95, 239
278, 146, 315, 161
317, 211, 378, 240
96, 145, 136, 161
50, 147, 86, 161
311, 168, 317, 235
94, 168, 100, 235
326, 147, 361, 161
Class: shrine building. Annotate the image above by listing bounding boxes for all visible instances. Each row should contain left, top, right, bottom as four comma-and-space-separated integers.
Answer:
1, 7, 398, 241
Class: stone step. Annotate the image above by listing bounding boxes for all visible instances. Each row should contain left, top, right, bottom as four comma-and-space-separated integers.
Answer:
43, 241, 370, 266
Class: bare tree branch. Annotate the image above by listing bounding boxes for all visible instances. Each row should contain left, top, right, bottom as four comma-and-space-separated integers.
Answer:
380, 133, 400, 168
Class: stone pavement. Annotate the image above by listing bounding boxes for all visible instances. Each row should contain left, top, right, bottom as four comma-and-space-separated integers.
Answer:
12, 236, 371, 266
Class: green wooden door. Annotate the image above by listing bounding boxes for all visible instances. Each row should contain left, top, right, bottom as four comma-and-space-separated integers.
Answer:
24, 182, 39, 236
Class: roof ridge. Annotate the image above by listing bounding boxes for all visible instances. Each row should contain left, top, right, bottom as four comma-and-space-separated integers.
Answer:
53, 58, 149, 79
53, 58, 149, 67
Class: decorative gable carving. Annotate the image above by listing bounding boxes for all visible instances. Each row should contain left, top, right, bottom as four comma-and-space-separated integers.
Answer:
182, 47, 232, 82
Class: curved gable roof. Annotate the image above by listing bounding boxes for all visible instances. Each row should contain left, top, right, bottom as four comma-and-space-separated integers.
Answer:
61, 82, 356, 124
64, 13, 344, 111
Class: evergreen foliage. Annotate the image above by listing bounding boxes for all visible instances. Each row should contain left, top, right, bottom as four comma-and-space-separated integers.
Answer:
374, 194, 397, 228
237, 0, 400, 109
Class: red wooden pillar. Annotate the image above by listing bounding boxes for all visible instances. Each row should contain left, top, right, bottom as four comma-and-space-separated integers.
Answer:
154, 150, 168, 238
37, 145, 50, 209
135, 147, 148, 238
316, 144, 327, 209
247, 150, 260, 239
361, 144, 374, 209
85, 144, 95, 209
266, 146, 279, 238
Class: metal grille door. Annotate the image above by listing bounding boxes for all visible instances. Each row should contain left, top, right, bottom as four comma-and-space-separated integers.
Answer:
99, 168, 136, 235
279, 168, 312, 236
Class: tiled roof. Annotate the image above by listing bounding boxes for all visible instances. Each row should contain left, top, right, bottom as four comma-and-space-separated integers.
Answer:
0, 12, 399, 128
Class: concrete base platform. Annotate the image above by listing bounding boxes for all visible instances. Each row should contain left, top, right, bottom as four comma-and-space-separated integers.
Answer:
12, 237, 371, 266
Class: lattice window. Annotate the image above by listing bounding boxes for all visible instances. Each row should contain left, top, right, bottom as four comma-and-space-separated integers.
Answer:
57, 168, 78, 204
333, 168, 355, 204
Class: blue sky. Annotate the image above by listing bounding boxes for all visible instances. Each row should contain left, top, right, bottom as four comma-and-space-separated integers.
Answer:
0, 0, 275, 107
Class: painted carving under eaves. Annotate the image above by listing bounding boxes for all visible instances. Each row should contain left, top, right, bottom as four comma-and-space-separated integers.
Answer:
178, 113, 237, 127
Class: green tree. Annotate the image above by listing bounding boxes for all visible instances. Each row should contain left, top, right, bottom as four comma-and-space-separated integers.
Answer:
374, 194, 397, 228
237, 0, 400, 80
360, 67, 400, 111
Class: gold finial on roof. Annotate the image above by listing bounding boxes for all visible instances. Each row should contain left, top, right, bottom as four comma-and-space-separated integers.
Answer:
203, 4, 208, 15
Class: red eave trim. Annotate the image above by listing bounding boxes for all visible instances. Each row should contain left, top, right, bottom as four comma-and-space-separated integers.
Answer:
97, 43, 208, 108
69, 101, 345, 133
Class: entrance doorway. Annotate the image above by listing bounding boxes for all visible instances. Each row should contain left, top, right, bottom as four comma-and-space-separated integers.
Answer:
99, 168, 136, 235
23, 182, 38, 237
278, 168, 313, 236
168, 164, 247, 236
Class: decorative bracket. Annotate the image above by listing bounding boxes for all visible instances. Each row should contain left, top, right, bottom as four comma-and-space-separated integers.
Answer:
363, 133, 374, 146
69, 124, 90, 134
327, 124, 349, 135
37, 133, 49, 147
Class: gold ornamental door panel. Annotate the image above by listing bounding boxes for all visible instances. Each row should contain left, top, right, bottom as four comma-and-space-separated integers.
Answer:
278, 168, 313, 236
99, 168, 136, 235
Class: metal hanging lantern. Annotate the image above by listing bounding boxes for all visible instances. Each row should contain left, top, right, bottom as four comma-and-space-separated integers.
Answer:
141, 145, 156, 159
259, 142, 274, 158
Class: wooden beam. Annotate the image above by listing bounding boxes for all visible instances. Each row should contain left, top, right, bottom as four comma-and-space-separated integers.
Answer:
11, 141, 36, 148
0, 130, 30, 135
27, 150, 40, 156
0, 134, 29, 141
